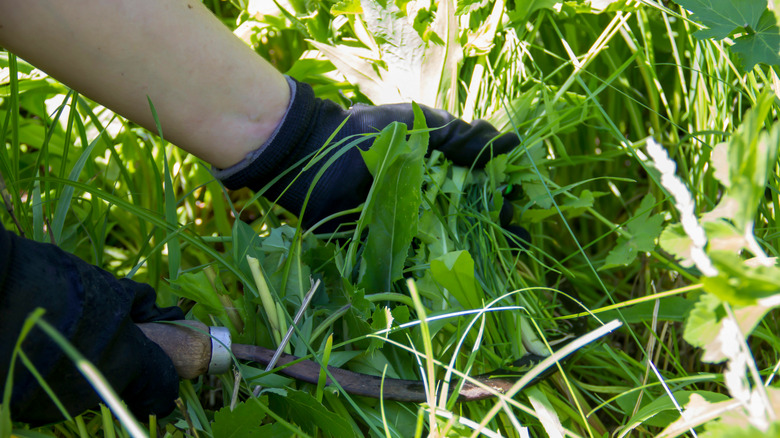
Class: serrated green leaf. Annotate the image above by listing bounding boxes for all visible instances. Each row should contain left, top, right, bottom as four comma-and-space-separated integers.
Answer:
683, 292, 724, 352
417, 209, 452, 260
359, 108, 426, 292
212, 399, 268, 438
602, 194, 664, 269
360, 0, 426, 101
731, 10, 780, 70
659, 223, 694, 267
684, 287, 775, 363
269, 389, 357, 437
676, 0, 767, 40
675, 0, 780, 70
601, 243, 636, 270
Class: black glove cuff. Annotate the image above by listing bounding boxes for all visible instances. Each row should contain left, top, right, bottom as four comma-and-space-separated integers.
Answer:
219, 78, 317, 195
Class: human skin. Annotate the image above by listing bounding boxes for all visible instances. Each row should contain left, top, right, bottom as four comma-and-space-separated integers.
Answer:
0, 0, 290, 169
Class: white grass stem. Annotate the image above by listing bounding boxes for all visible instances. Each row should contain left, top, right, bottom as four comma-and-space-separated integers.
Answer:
266, 279, 320, 372
469, 320, 623, 438
648, 359, 698, 438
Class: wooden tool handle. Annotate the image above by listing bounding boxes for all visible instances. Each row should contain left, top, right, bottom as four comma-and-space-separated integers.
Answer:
137, 320, 212, 379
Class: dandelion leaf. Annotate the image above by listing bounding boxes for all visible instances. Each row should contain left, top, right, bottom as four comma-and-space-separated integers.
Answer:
602, 194, 663, 269
417, 209, 453, 260
359, 107, 426, 292
212, 399, 268, 438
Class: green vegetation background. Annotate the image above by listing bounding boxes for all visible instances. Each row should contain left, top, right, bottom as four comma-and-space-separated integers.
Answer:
1, 0, 780, 436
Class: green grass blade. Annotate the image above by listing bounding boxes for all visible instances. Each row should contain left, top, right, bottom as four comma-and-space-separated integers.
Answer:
146, 97, 181, 281
50, 122, 103, 244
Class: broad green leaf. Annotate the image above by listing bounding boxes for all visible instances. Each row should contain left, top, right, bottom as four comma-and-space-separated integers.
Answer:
456, 0, 490, 15
703, 251, 780, 306
659, 390, 780, 437
602, 194, 663, 269
212, 399, 268, 438
417, 209, 452, 260
683, 292, 723, 353
731, 10, 780, 70
705, 95, 779, 234
359, 108, 426, 292
430, 250, 481, 309
358, 0, 450, 104
684, 290, 773, 362
676, 0, 767, 40
701, 412, 780, 437
624, 390, 729, 431
169, 271, 238, 334
269, 389, 357, 437
485, 154, 508, 188
676, 0, 780, 69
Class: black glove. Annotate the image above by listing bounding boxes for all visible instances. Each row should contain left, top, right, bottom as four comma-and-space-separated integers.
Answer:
0, 223, 184, 425
220, 77, 519, 230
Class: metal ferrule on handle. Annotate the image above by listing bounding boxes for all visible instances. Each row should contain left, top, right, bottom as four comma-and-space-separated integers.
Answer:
207, 326, 232, 374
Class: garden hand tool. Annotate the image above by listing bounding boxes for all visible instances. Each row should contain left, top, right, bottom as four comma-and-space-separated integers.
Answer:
138, 319, 619, 402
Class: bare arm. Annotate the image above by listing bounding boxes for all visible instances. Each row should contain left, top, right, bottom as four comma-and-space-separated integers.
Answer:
0, 0, 289, 169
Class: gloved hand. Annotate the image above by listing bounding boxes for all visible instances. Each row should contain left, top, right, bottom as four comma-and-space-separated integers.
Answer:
219, 77, 519, 231
0, 223, 184, 424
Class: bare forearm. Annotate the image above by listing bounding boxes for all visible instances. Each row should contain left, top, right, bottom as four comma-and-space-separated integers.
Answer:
0, 0, 289, 168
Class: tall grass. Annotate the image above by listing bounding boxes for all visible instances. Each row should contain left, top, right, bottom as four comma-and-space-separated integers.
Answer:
2, 0, 779, 436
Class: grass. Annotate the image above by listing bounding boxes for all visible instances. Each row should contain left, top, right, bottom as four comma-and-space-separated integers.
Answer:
2, 0, 780, 436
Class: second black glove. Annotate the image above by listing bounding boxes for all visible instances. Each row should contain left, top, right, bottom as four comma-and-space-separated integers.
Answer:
219, 77, 519, 230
